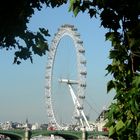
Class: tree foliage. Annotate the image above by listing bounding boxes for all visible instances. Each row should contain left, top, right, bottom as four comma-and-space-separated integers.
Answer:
0, 0, 67, 64
69, 0, 140, 139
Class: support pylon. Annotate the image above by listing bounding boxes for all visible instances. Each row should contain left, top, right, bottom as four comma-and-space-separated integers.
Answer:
82, 126, 87, 140
24, 127, 31, 140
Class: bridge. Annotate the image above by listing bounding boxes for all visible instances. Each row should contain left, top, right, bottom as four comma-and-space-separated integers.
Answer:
0, 129, 108, 140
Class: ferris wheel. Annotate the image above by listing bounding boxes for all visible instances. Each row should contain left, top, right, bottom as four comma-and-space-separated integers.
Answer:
45, 24, 90, 131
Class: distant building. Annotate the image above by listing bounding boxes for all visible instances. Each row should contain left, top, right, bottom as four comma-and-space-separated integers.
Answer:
40, 124, 48, 130
95, 109, 108, 131
31, 123, 40, 130
2, 121, 12, 130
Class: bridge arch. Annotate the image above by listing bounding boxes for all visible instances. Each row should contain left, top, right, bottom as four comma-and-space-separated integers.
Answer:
0, 130, 23, 140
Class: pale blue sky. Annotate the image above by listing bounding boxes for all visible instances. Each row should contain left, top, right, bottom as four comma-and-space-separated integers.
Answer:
0, 3, 114, 124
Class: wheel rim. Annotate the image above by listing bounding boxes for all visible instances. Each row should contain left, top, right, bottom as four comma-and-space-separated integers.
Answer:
45, 24, 87, 130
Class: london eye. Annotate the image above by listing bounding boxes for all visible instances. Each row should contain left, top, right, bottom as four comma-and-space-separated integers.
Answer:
45, 24, 90, 130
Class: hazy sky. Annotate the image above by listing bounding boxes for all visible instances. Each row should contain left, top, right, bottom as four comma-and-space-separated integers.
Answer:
0, 3, 114, 124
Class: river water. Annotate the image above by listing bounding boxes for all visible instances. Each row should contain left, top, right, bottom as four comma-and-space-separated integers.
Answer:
30, 135, 65, 140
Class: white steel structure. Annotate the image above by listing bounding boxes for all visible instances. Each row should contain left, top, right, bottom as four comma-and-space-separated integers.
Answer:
45, 24, 90, 130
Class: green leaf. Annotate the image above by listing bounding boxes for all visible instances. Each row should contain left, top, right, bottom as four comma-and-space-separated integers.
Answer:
132, 76, 140, 88
107, 80, 116, 93
68, 0, 75, 12
109, 126, 115, 137
105, 32, 113, 41
39, 28, 50, 36
125, 119, 131, 127
115, 120, 125, 132
88, 9, 96, 18
109, 49, 119, 59
134, 100, 139, 112
69, 0, 80, 16
74, 6, 79, 16
35, 39, 48, 55
136, 122, 140, 139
